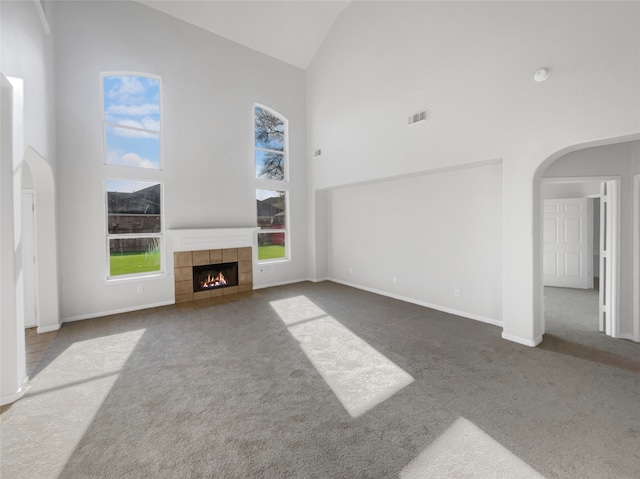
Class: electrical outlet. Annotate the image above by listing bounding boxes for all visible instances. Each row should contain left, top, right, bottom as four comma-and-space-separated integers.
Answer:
392, 277, 397, 284
137, 286, 144, 294
454, 289, 461, 298
349, 267, 353, 274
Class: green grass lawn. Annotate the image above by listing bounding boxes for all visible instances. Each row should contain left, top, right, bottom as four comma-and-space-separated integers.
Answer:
258, 245, 286, 261
110, 251, 160, 276
110, 246, 283, 276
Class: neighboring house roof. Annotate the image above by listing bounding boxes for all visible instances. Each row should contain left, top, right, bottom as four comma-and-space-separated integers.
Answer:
108, 184, 161, 215
256, 199, 283, 218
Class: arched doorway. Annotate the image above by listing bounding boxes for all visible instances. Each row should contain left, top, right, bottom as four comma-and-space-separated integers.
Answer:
22, 146, 59, 333
533, 135, 640, 344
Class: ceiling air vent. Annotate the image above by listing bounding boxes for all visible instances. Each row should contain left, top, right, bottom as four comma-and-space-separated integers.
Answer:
408, 109, 428, 126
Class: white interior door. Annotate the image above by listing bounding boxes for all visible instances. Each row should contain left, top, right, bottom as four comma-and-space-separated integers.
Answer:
599, 180, 618, 336
22, 191, 37, 328
543, 198, 590, 288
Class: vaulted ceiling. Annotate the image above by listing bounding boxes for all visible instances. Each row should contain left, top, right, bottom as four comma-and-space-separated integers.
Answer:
137, 0, 351, 69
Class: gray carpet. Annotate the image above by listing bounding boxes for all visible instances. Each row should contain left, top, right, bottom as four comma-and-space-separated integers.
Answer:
544, 286, 599, 336
1, 281, 639, 478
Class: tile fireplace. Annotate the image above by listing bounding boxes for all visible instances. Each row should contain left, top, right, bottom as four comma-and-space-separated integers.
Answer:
174, 247, 253, 303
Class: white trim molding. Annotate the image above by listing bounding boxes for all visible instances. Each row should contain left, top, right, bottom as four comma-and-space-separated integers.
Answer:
253, 277, 310, 290
634, 174, 640, 342
0, 376, 28, 406
501, 332, 543, 348
540, 175, 622, 340
168, 227, 257, 252
63, 300, 175, 323
328, 277, 503, 328
37, 324, 60, 334
541, 175, 621, 185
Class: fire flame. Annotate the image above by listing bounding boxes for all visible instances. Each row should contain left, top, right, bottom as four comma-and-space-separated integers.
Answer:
201, 271, 227, 289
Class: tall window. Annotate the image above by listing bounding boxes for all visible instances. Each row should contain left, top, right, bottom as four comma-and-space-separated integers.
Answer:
103, 75, 161, 169
106, 179, 162, 277
103, 74, 163, 278
254, 105, 288, 262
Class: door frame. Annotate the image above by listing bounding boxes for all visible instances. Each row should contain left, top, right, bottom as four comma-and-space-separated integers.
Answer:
540, 176, 621, 338
599, 179, 621, 337
585, 194, 601, 293
22, 189, 38, 329
634, 174, 640, 342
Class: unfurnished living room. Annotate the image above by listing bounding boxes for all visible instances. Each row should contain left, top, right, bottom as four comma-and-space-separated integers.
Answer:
1, 1, 639, 478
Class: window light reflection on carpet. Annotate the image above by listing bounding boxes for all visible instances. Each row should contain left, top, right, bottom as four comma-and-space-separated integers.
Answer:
270, 295, 415, 418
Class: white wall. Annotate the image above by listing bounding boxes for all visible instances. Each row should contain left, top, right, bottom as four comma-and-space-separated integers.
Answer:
327, 162, 503, 324
0, 0, 55, 165
1, 74, 25, 405
1, 0, 57, 403
307, 1, 640, 345
543, 141, 640, 339
542, 181, 601, 200
22, 163, 34, 189
51, 1, 308, 320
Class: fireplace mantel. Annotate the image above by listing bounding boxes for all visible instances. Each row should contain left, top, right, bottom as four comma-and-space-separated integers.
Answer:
168, 227, 257, 252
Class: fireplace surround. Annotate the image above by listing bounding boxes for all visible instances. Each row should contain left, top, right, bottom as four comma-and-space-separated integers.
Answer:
174, 247, 253, 303
170, 227, 256, 304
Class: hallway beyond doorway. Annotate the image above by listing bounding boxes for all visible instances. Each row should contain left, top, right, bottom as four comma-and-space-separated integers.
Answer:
543, 286, 637, 360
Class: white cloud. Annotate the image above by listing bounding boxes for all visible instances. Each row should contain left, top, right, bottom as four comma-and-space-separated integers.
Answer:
140, 118, 160, 131
109, 152, 158, 169
106, 103, 159, 117
107, 76, 146, 103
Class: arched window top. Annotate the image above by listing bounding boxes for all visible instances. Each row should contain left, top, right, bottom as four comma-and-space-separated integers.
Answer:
102, 73, 162, 170
254, 104, 287, 142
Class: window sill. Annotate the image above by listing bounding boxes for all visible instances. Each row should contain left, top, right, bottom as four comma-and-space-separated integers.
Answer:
257, 258, 291, 266
105, 272, 167, 284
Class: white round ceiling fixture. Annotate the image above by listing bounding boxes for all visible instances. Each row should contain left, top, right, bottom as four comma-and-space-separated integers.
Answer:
534, 68, 550, 82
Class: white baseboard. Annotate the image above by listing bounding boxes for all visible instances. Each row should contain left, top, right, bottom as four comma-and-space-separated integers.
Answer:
327, 277, 503, 328
614, 332, 639, 343
501, 332, 543, 347
307, 276, 329, 283
1, 375, 28, 406
253, 277, 309, 290
63, 300, 175, 323
37, 324, 61, 333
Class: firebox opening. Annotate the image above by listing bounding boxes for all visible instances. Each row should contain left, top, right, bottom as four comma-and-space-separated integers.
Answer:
193, 262, 239, 293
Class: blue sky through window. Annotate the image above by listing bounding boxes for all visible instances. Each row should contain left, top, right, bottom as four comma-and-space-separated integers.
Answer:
254, 106, 284, 151
256, 189, 282, 201
106, 179, 159, 194
255, 150, 284, 180
104, 75, 161, 169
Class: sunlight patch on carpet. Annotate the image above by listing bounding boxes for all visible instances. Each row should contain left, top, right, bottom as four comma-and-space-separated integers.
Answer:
400, 417, 546, 479
1, 328, 146, 479
270, 296, 414, 418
